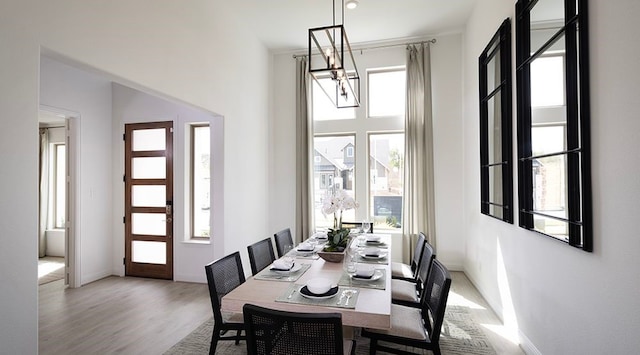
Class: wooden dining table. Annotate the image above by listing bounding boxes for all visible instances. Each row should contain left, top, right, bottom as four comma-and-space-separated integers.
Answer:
221, 234, 392, 330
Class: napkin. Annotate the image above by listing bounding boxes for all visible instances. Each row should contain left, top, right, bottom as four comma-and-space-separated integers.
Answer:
271, 258, 294, 271
366, 234, 382, 242
364, 247, 381, 257
355, 265, 375, 278
297, 242, 314, 252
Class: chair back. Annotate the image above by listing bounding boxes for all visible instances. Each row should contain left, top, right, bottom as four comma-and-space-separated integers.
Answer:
247, 238, 276, 275
411, 232, 427, 275
420, 259, 452, 344
243, 303, 345, 355
416, 240, 436, 286
273, 228, 294, 258
204, 252, 246, 325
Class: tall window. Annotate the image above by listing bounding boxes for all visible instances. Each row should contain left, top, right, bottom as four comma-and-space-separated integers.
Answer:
312, 64, 405, 232
191, 124, 210, 238
53, 143, 66, 228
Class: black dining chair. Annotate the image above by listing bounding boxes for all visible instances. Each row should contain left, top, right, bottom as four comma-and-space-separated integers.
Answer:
362, 259, 452, 355
390, 240, 435, 308
247, 237, 276, 275
243, 303, 355, 355
204, 252, 247, 355
391, 232, 426, 281
274, 228, 294, 258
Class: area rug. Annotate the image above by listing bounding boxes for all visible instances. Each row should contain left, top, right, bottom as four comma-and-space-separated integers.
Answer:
164, 306, 496, 355
38, 256, 65, 285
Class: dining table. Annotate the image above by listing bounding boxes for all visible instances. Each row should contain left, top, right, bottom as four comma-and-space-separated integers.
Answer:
220, 233, 393, 330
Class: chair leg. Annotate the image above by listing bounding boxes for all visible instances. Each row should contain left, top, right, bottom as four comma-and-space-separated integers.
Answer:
209, 328, 219, 355
235, 330, 241, 345
369, 338, 377, 355
432, 345, 441, 355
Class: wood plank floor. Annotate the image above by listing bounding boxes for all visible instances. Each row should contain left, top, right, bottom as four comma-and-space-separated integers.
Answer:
39, 272, 524, 354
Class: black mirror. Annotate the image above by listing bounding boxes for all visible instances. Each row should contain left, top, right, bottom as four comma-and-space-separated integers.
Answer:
515, 0, 592, 251
479, 19, 513, 223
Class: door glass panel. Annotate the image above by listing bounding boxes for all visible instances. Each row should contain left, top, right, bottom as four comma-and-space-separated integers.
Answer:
133, 128, 166, 151
132, 241, 167, 264
132, 185, 166, 207
132, 213, 166, 235
132, 157, 166, 179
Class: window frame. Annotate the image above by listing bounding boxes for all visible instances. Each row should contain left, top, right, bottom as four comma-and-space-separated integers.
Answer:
53, 143, 66, 229
479, 18, 513, 224
189, 123, 211, 239
515, 0, 592, 251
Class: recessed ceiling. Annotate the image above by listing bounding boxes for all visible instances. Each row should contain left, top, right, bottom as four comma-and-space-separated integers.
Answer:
220, 0, 478, 51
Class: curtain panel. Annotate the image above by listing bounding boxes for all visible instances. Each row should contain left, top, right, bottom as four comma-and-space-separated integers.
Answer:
402, 43, 436, 263
295, 57, 313, 243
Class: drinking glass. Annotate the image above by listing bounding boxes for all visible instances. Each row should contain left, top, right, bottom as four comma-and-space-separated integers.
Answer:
362, 219, 371, 234
283, 244, 294, 281
343, 248, 357, 287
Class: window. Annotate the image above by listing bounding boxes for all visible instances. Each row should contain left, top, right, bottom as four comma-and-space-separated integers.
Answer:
312, 63, 405, 232
516, 0, 592, 251
479, 19, 513, 223
191, 124, 210, 238
53, 143, 66, 228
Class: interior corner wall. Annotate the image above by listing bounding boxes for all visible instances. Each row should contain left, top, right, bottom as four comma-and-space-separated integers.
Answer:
0, 0, 270, 352
462, 0, 640, 354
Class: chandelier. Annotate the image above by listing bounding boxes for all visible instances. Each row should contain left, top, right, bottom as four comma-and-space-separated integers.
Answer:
308, 0, 360, 108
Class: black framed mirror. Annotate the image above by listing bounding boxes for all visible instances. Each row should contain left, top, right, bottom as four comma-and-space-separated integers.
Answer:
479, 19, 513, 223
515, 0, 592, 251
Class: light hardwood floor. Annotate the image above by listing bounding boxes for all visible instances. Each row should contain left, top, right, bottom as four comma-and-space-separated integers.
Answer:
39, 272, 524, 354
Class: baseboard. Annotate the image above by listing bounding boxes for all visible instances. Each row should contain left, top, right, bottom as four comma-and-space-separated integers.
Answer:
81, 270, 113, 286
518, 329, 542, 355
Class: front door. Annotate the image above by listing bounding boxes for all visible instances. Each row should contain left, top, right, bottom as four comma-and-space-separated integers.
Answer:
124, 121, 173, 279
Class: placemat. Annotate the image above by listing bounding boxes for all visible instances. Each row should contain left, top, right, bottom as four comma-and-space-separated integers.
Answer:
275, 283, 359, 309
337, 269, 386, 290
355, 254, 389, 265
253, 263, 311, 282
356, 241, 389, 249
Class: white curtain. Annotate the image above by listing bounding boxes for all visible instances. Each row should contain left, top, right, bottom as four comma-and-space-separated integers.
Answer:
402, 43, 436, 263
39, 128, 50, 258
295, 56, 312, 244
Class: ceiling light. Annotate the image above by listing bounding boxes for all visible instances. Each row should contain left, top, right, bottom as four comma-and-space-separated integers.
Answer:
308, 0, 360, 108
346, 0, 358, 9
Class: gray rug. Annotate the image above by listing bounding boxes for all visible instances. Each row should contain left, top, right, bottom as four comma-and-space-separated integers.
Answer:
165, 306, 496, 355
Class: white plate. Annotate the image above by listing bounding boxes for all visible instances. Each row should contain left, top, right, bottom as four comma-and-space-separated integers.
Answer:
359, 251, 388, 260
351, 269, 383, 281
270, 263, 303, 274
296, 246, 315, 252
299, 285, 339, 299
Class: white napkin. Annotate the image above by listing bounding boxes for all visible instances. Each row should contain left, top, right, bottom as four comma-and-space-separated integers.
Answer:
355, 265, 375, 278
364, 247, 381, 257
314, 232, 328, 240
366, 234, 382, 242
297, 242, 314, 251
271, 258, 294, 271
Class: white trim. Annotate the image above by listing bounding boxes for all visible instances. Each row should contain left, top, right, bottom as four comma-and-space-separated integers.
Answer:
519, 329, 542, 355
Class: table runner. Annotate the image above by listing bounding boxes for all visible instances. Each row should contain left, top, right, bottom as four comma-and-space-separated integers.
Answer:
275, 283, 359, 309
337, 269, 386, 290
252, 263, 311, 282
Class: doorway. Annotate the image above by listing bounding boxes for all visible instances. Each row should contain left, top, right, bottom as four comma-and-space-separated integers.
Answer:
124, 121, 174, 280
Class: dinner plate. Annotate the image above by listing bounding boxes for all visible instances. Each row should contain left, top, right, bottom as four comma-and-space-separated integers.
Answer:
270, 263, 303, 274
359, 251, 388, 260
351, 269, 384, 281
296, 246, 315, 252
365, 240, 383, 245
299, 285, 339, 299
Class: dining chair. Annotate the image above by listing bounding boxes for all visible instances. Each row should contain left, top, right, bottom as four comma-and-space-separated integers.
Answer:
273, 228, 294, 258
247, 237, 276, 275
361, 259, 452, 355
391, 232, 426, 281
390, 240, 435, 308
204, 252, 247, 355
243, 303, 355, 355
341, 221, 373, 233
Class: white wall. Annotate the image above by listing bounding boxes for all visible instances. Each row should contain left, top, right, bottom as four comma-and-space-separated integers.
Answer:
0, 0, 270, 352
40, 56, 114, 284
269, 34, 466, 269
462, 1, 640, 354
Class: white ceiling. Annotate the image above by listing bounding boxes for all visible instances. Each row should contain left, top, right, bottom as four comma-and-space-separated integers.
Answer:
221, 0, 478, 51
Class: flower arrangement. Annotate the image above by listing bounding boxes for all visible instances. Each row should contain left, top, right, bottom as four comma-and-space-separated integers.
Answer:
321, 188, 359, 252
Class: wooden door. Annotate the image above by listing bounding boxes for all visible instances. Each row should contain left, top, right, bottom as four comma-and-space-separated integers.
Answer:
124, 121, 173, 279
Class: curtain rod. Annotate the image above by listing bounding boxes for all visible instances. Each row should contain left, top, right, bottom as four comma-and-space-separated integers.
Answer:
292, 38, 436, 58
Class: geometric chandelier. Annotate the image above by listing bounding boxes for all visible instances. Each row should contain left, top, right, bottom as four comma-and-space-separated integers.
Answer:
308, 0, 360, 108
